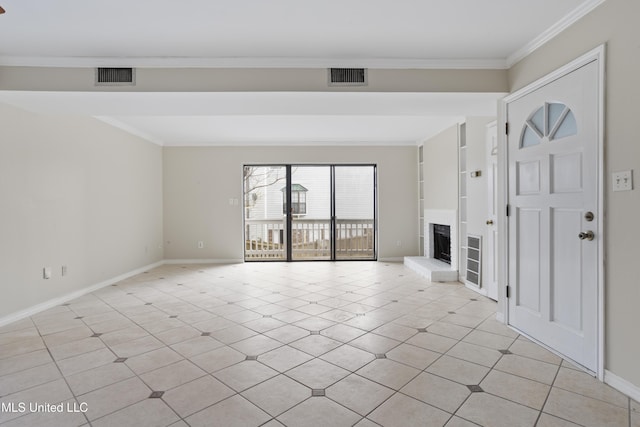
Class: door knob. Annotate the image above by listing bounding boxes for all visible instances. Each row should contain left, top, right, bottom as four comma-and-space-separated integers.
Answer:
578, 231, 595, 241
486, 220, 494, 225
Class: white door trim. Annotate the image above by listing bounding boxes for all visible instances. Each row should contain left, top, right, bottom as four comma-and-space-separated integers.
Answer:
498, 44, 605, 380
485, 121, 499, 301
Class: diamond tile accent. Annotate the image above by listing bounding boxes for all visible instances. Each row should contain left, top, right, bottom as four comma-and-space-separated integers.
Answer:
356, 313, 366, 317
375, 354, 387, 359
75, 316, 84, 319
310, 331, 320, 335
499, 349, 513, 354
169, 315, 178, 319
417, 328, 428, 333
91, 333, 102, 338
201, 332, 211, 336
149, 391, 164, 398
145, 303, 153, 306
418, 289, 425, 292
448, 311, 456, 314
391, 300, 399, 303
245, 355, 258, 361
114, 357, 128, 363
467, 385, 484, 393
312, 389, 326, 396
470, 298, 478, 301
227, 302, 235, 304
263, 315, 272, 318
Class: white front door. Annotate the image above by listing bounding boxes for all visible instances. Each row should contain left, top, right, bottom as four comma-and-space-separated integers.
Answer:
485, 122, 498, 301
507, 60, 599, 371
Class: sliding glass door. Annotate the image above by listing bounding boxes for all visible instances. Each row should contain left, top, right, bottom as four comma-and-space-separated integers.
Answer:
243, 166, 287, 260
244, 164, 376, 261
291, 166, 332, 260
335, 166, 376, 260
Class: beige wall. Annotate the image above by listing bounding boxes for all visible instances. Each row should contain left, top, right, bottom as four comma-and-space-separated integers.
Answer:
0, 103, 163, 320
508, 0, 640, 387
0, 67, 508, 93
422, 125, 459, 210
163, 146, 419, 261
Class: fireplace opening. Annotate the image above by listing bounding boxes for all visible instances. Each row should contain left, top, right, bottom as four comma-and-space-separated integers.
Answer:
433, 224, 451, 264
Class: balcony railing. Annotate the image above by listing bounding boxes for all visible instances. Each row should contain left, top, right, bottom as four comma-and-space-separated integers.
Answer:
245, 218, 374, 260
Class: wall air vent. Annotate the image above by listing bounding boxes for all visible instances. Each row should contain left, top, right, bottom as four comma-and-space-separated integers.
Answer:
95, 68, 136, 86
328, 68, 368, 86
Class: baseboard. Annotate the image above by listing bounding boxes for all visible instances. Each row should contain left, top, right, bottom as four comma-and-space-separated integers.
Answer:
604, 369, 640, 402
0, 260, 165, 328
379, 257, 404, 262
163, 259, 244, 265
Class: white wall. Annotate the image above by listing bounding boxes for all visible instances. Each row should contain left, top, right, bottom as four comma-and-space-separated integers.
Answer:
422, 125, 459, 210
163, 146, 418, 261
0, 103, 163, 320
508, 0, 640, 389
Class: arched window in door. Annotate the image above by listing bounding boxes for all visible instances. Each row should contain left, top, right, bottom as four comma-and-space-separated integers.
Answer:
521, 102, 577, 148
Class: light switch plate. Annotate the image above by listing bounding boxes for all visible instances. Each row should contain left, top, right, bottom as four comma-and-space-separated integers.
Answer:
612, 170, 633, 192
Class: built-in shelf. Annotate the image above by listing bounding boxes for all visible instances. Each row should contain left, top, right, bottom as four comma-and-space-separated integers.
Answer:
458, 123, 468, 282
418, 145, 425, 256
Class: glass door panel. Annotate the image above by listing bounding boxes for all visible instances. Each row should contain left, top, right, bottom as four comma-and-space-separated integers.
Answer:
291, 166, 332, 260
335, 166, 376, 260
243, 166, 287, 260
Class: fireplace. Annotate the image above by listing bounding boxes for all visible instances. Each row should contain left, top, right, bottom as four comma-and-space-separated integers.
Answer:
404, 209, 458, 282
433, 224, 451, 264
424, 209, 458, 271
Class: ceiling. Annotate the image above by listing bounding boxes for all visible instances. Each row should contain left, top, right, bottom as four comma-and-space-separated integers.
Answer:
0, 0, 601, 146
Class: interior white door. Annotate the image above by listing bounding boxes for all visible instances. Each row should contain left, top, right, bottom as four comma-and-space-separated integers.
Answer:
485, 122, 498, 301
507, 61, 599, 371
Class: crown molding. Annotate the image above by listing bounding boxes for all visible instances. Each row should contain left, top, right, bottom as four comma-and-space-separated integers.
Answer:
161, 139, 420, 147
0, 55, 508, 70
506, 0, 607, 67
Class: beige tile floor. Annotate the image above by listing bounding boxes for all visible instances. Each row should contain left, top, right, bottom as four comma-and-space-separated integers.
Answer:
0, 262, 637, 427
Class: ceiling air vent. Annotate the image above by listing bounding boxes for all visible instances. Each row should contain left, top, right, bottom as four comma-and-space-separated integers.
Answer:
328, 68, 367, 86
95, 67, 136, 86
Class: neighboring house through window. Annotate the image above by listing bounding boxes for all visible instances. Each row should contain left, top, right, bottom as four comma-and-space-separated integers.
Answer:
282, 184, 308, 215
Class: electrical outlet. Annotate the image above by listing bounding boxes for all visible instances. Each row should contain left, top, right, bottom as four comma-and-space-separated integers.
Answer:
198, 241, 204, 249
612, 170, 633, 192
43, 267, 51, 279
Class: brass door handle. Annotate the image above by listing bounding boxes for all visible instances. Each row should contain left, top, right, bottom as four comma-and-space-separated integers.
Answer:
486, 220, 494, 225
579, 231, 595, 241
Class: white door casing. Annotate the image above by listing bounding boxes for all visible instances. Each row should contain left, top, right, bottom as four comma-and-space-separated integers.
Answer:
505, 55, 602, 373
486, 121, 499, 301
